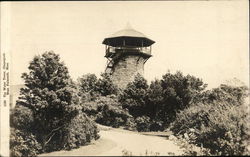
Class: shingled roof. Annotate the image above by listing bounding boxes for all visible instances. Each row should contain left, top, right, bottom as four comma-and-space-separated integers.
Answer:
102, 24, 155, 47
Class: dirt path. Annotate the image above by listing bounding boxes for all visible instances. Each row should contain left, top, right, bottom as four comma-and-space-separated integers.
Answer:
40, 125, 183, 156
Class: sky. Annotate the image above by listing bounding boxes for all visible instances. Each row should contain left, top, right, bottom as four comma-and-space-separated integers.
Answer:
8, 1, 249, 89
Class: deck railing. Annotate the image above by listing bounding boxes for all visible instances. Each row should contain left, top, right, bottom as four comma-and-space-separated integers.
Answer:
106, 46, 151, 56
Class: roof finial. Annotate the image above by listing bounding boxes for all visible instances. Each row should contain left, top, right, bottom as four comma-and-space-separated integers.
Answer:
125, 22, 132, 29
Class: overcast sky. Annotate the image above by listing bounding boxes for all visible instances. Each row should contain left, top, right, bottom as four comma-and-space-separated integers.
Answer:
9, 1, 249, 89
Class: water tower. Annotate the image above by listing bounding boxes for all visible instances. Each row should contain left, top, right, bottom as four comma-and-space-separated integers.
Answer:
102, 24, 155, 89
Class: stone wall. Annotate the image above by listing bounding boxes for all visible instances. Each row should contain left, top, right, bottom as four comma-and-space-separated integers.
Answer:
111, 55, 147, 89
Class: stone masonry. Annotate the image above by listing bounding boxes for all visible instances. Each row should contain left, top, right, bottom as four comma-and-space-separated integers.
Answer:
111, 55, 146, 89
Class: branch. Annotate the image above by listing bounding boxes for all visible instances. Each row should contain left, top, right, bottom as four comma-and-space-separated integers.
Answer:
43, 125, 64, 146
44, 132, 56, 146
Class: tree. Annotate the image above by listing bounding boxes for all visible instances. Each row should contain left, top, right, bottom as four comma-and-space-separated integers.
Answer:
147, 79, 164, 119
77, 73, 99, 101
154, 71, 207, 125
119, 73, 149, 117
170, 80, 249, 155
16, 51, 80, 148
200, 84, 248, 106
78, 74, 98, 93
171, 86, 250, 155
95, 73, 119, 96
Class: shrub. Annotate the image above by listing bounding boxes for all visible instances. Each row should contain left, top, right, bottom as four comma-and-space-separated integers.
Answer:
43, 112, 99, 151
10, 105, 34, 131
95, 73, 119, 96
199, 84, 248, 106
17, 52, 81, 148
119, 74, 149, 117
10, 128, 42, 157
124, 117, 137, 131
83, 96, 131, 128
171, 102, 250, 155
77, 73, 101, 102
135, 116, 151, 132
158, 71, 207, 125
150, 120, 164, 131
13, 52, 99, 155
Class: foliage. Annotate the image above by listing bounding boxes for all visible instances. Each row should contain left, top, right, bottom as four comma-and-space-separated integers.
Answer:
146, 80, 163, 119
10, 105, 34, 131
119, 71, 207, 131
13, 51, 99, 154
44, 112, 100, 152
124, 117, 137, 131
77, 73, 99, 102
156, 71, 207, 125
10, 128, 42, 157
77, 73, 119, 102
83, 96, 131, 128
170, 84, 250, 156
135, 116, 151, 132
95, 73, 119, 96
169, 133, 210, 156
199, 84, 248, 106
17, 52, 80, 144
119, 73, 149, 117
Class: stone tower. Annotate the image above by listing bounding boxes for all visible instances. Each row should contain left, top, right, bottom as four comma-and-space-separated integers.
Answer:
102, 24, 155, 89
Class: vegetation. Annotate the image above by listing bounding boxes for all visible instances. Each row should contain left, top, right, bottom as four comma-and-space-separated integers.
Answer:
10, 128, 42, 157
119, 72, 207, 131
119, 74, 149, 118
171, 84, 250, 155
11, 51, 249, 156
82, 95, 131, 128
10, 52, 99, 156
148, 71, 207, 126
77, 73, 119, 102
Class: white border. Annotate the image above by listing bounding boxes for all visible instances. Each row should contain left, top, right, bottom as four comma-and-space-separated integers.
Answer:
0, 2, 10, 157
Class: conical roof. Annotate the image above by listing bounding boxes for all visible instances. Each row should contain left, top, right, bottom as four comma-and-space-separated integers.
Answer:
102, 24, 155, 47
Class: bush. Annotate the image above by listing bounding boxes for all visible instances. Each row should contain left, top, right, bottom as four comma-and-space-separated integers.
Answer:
124, 118, 137, 131
12, 52, 100, 155
135, 116, 151, 132
157, 71, 207, 125
43, 112, 99, 151
83, 96, 131, 128
199, 84, 248, 106
95, 73, 119, 96
150, 120, 164, 131
10, 128, 42, 157
17, 52, 82, 149
77, 73, 101, 102
119, 74, 149, 118
171, 102, 250, 155
10, 105, 34, 131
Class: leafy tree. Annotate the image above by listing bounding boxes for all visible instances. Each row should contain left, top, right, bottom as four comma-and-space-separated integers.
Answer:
83, 95, 131, 128
77, 73, 99, 101
95, 73, 119, 96
200, 84, 248, 106
171, 82, 249, 155
171, 100, 250, 155
119, 73, 149, 117
10, 128, 42, 157
77, 73, 119, 102
147, 79, 164, 119
78, 74, 98, 93
10, 105, 34, 131
158, 71, 207, 124
16, 51, 80, 149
